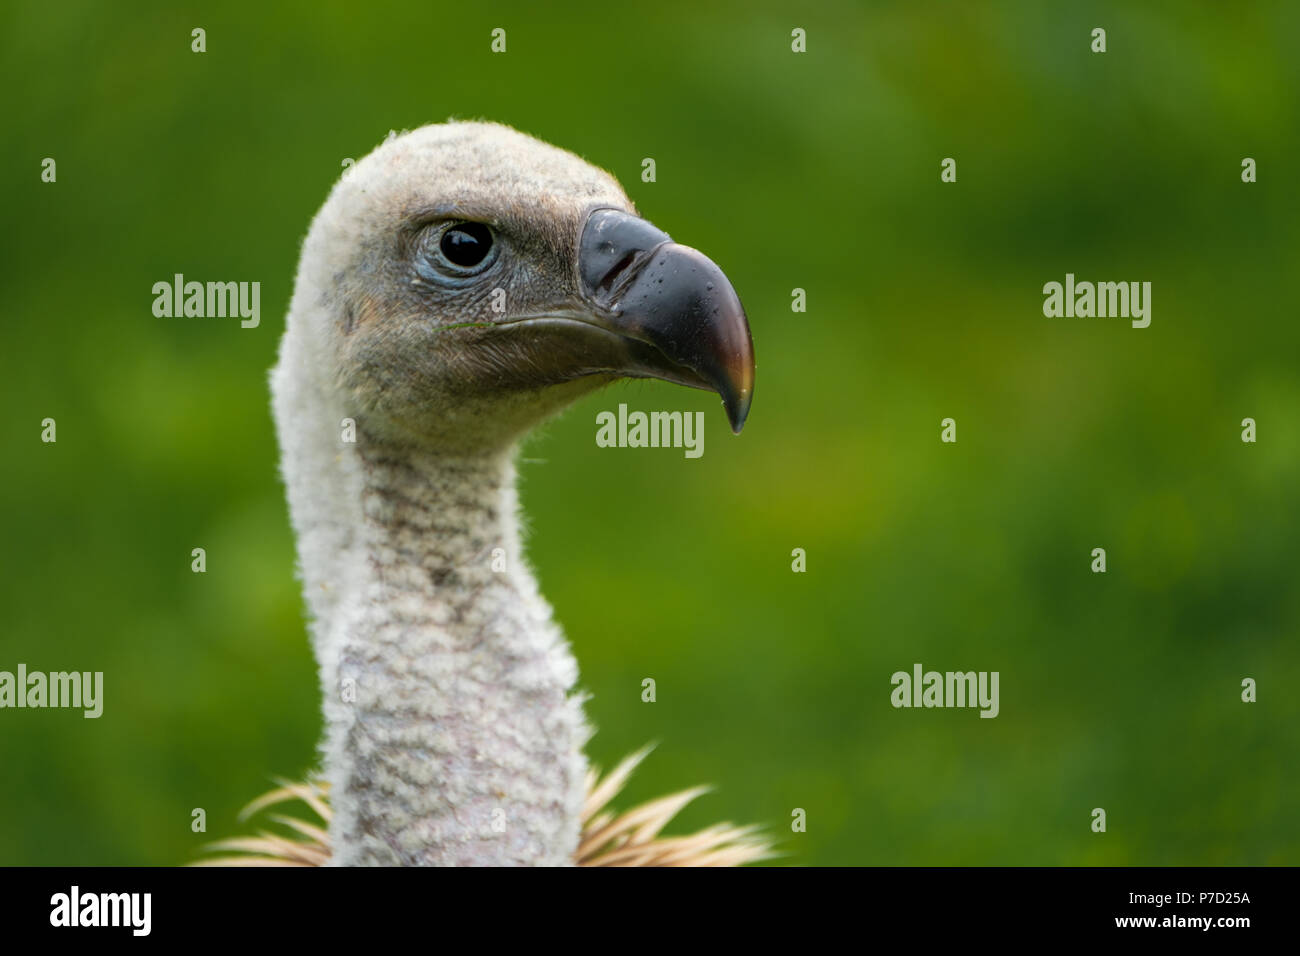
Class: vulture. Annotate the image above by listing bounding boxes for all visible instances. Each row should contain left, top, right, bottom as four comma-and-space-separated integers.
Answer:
202, 121, 763, 866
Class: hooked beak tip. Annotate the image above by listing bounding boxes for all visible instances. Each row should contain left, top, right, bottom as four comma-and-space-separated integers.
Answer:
722, 370, 753, 435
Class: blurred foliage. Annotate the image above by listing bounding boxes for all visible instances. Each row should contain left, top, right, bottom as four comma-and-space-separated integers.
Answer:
1, 0, 1297, 865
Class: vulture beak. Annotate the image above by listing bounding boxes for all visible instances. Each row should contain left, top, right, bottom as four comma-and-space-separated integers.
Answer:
576, 208, 755, 433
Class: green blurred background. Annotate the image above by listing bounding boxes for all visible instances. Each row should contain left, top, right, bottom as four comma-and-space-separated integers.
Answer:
2, 0, 1297, 865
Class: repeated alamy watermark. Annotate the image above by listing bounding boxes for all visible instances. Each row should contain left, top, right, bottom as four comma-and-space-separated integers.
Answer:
1043, 273, 1150, 328
0, 664, 103, 718
152, 273, 260, 328
891, 663, 999, 718
595, 403, 704, 458
50, 886, 150, 936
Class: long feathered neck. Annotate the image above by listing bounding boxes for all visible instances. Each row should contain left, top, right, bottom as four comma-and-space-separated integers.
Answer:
271, 340, 588, 865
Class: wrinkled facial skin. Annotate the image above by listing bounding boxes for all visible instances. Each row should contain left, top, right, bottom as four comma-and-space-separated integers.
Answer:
336, 204, 638, 450
342, 200, 616, 396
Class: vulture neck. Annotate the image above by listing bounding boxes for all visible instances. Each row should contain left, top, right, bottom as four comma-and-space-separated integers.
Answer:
275, 361, 588, 866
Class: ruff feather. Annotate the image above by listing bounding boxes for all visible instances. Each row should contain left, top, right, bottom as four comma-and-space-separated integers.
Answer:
196, 747, 771, 868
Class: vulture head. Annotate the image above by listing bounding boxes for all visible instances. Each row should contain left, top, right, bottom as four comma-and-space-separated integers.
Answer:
264, 121, 759, 866
292, 121, 753, 454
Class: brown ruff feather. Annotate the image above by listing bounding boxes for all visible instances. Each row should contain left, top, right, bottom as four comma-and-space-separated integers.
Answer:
195, 747, 771, 868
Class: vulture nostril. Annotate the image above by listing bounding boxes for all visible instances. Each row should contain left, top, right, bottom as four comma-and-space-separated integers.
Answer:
597, 251, 638, 294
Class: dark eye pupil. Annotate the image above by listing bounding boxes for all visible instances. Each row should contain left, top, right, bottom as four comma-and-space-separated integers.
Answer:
440, 222, 492, 267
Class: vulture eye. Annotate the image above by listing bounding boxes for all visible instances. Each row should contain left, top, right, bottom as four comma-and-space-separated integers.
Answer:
414, 220, 499, 285
439, 222, 494, 269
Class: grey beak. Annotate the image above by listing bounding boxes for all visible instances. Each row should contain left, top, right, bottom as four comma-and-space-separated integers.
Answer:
577, 208, 755, 433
